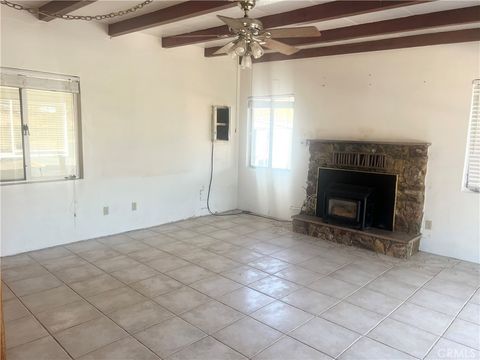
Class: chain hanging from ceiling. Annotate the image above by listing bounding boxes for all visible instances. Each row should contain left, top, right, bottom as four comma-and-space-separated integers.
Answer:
0, 0, 153, 21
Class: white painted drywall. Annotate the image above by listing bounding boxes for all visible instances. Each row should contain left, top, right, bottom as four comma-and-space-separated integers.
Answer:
237, 42, 480, 263
0, 8, 239, 256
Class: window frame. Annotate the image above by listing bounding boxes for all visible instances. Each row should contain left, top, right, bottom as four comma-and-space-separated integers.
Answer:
463, 79, 480, 193
248, 94, 294, 170
1, 68, 83, 185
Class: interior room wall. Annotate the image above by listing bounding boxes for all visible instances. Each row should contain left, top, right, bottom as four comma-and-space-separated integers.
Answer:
0, 8, 239, 256
237, 42, 480, 263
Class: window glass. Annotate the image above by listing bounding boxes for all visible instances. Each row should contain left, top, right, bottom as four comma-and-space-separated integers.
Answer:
0, 86, 24, 181
250, 107, 271, 168
0, 69, 82, 184
272, 107, 293, 169
249, 96, 294, 170
26, 89, 78, 180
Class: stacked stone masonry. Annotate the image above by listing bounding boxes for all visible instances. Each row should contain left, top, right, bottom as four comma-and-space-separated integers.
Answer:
297, 140, 430, 259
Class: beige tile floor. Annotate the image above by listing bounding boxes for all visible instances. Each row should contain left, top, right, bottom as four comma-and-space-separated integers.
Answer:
1, 214, 479, 360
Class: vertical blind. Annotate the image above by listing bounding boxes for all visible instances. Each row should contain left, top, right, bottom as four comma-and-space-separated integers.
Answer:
0, 86, 24, 181
465, 80, 480, 192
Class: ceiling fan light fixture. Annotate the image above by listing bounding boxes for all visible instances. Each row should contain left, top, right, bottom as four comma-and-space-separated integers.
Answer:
250, 41, 264, 59
233, 38, 247, 56
215, 0, 312, 68
221, 41, 236, 55
240, 54, 252, 69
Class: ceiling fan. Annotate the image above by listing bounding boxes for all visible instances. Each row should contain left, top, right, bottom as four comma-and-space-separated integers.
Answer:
215, 0, 321, 68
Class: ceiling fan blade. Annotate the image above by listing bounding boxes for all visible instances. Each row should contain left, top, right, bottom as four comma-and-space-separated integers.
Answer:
263, 39, 300, 56
173, 33, 231, 37
217, 15, 245, 31
213, 41, 235, 55
267, 26, 321, 38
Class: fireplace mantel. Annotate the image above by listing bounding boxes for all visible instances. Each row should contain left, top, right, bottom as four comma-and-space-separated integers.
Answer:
306, 139, 431, 147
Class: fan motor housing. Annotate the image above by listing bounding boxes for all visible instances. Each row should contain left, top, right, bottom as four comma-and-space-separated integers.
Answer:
240, 18, 263, 33
238, 0, 256, 12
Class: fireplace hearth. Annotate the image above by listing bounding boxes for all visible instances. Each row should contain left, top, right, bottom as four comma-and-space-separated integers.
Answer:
293, 139, 430, 259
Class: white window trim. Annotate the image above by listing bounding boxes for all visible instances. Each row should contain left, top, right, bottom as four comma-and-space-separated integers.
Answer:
248, 94, 294, 171
1, 67, 80, 93
1, 67, 83, 185
462, 79, 480, 194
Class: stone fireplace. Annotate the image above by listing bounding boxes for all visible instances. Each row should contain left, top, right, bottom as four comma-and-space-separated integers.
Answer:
293, 139, 430, 258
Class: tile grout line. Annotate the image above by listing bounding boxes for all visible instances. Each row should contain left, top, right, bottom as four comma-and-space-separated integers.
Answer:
334, 271, 440, 359
90, 225, 286, 358
126, 220, 293, 359
4, 238, 217, 359
4, 253, 467, 360
3, 251, 111, 342
226, 253, 396, 359
15, 246, 181, 357
63, 217, 248, 358
245, 250, 462, 359
76, 337, 160, 360
337, 264, 479, 360
422, 288, 479, 359
238, 245, 445, 359
2, 218, 478, 359
2, 281, 71, 355
283, 264, 408, 359
3, 259, 79, 359
0, 236, 434, 358
257, 254, 470, 358
134, 226, 351, 358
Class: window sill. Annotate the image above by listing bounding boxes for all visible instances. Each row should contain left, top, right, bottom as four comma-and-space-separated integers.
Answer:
1, 177, 82, 186
248, 166, 291, 172
461, 186, 479, 194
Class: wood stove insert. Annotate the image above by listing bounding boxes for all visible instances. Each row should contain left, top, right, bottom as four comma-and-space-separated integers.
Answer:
317, 167, 397, 231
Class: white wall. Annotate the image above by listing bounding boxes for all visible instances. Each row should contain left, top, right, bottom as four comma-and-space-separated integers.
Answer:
238, 42, 480, 263
0, 8, 239, 256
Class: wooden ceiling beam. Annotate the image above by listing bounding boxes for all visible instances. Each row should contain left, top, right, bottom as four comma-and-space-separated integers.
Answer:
162, 0, 426, 48
252, 28, 480, 63
38, 1, 97, 22
108, 1, 236, 37
205, 5, 480, 57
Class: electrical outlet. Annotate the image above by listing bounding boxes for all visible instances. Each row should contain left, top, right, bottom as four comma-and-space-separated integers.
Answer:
132, 202, 137, 211
103, 206, 109, 216
199, 185, 207, 202
425, 220, 432, 230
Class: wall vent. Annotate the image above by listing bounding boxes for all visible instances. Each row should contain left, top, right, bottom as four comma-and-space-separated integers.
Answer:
332, 152, 387, 169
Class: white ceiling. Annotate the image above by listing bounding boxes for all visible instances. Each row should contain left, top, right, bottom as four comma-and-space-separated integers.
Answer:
11, 0, 480, 50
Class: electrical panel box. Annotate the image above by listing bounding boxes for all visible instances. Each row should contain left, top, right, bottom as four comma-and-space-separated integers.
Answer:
212, 106, 230, 141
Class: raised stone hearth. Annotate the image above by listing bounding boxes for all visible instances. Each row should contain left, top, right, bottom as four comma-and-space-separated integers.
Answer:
296, 139, 430, 259
293, 214, 421, 259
